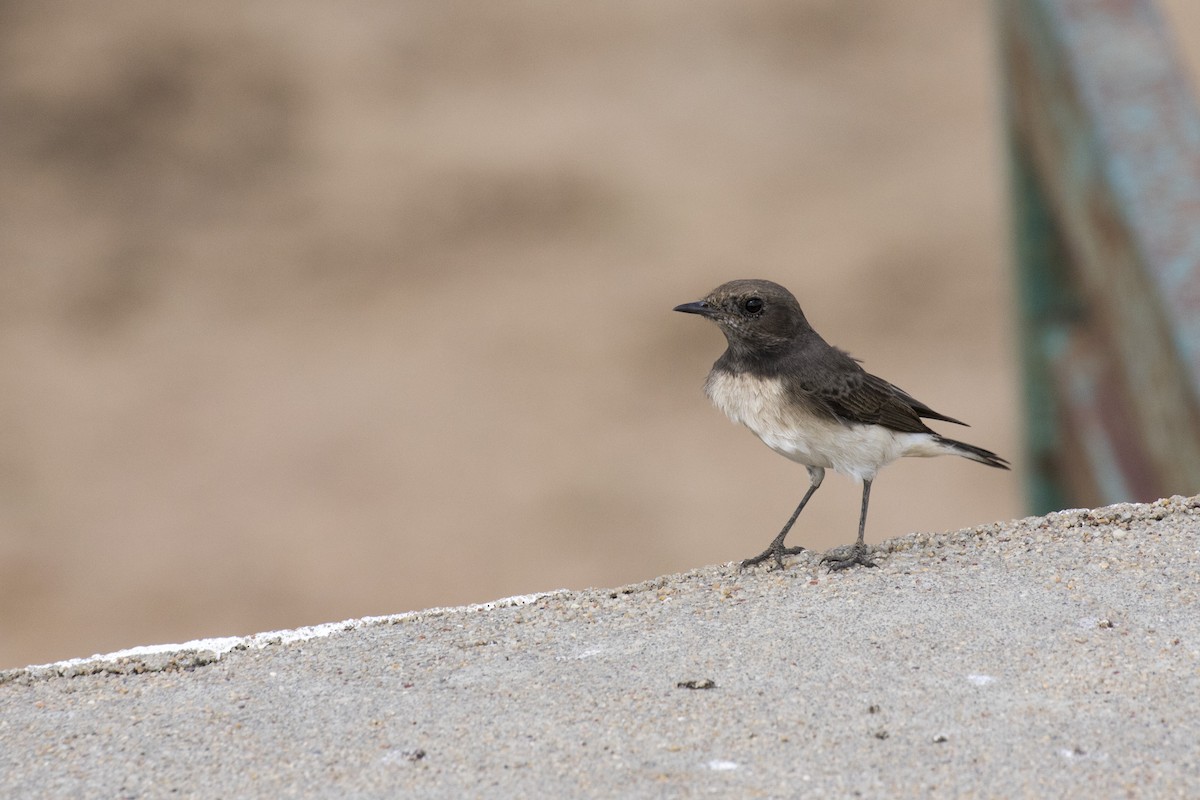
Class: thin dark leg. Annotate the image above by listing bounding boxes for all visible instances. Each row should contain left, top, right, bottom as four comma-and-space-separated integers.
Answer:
856, 478, 871, 548
821, 478, 878, 571
741, 467, 824, 570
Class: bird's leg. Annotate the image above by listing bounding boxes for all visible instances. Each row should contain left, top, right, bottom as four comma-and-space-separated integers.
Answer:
822, 478, 879, 570
741, 467, 824, 570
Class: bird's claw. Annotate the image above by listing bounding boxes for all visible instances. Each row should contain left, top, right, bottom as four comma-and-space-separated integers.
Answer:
740, 544, 806, 571
820, 543, 878, 571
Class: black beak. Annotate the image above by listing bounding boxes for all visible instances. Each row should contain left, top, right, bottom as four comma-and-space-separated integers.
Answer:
673, 300, 715, 317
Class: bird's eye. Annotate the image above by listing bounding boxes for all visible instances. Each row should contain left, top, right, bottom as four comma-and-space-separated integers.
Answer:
743, 297, 764, 314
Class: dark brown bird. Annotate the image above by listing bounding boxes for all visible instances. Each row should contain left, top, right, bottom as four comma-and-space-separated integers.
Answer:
675, 279, 1008, 570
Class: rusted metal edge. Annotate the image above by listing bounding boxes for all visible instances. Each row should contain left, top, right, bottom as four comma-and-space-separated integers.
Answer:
999, 0, 1200, 504
1045, 324, 1164, 506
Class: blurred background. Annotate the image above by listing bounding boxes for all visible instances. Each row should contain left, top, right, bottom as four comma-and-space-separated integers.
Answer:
1, 0, 1196, 669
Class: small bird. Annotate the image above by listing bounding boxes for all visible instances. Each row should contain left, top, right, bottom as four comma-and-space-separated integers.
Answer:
674, 279, 1009, 571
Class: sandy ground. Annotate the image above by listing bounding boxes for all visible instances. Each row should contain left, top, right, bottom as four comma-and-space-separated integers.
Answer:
3, 497, 1199, 797
0, 0, 1196, 668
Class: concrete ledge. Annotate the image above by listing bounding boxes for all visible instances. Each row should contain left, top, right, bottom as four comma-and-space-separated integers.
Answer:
2, 497, 1199, 797
2, 593, 567, 685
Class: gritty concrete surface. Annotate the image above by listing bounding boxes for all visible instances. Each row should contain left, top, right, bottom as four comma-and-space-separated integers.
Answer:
2, 496, 1199, 798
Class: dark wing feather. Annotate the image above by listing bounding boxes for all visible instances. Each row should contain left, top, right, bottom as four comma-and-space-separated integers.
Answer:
823, 372, 932, 433
784, 344, 963, 433
886, 383, 967, 426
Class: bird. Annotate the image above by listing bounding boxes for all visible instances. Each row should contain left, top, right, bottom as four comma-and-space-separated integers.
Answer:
674, 279, 1009, 571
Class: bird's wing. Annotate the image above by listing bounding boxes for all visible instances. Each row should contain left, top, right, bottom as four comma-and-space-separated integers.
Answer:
886, 383, 967, 426
785, 348, 958, 434
817, 372, 932, 433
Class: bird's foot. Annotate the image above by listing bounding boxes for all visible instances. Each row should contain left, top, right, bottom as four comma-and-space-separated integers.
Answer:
740, 544, 806, 571
820, 543, 878, 571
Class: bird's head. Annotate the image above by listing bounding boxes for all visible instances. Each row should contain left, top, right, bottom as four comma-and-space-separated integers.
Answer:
674, 279, 810, 353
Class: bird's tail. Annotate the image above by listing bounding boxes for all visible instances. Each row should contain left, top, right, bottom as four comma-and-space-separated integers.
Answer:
936, 436, 1010, 470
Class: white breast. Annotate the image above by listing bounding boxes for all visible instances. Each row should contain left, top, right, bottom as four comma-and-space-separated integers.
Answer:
704, 370, 948, 481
